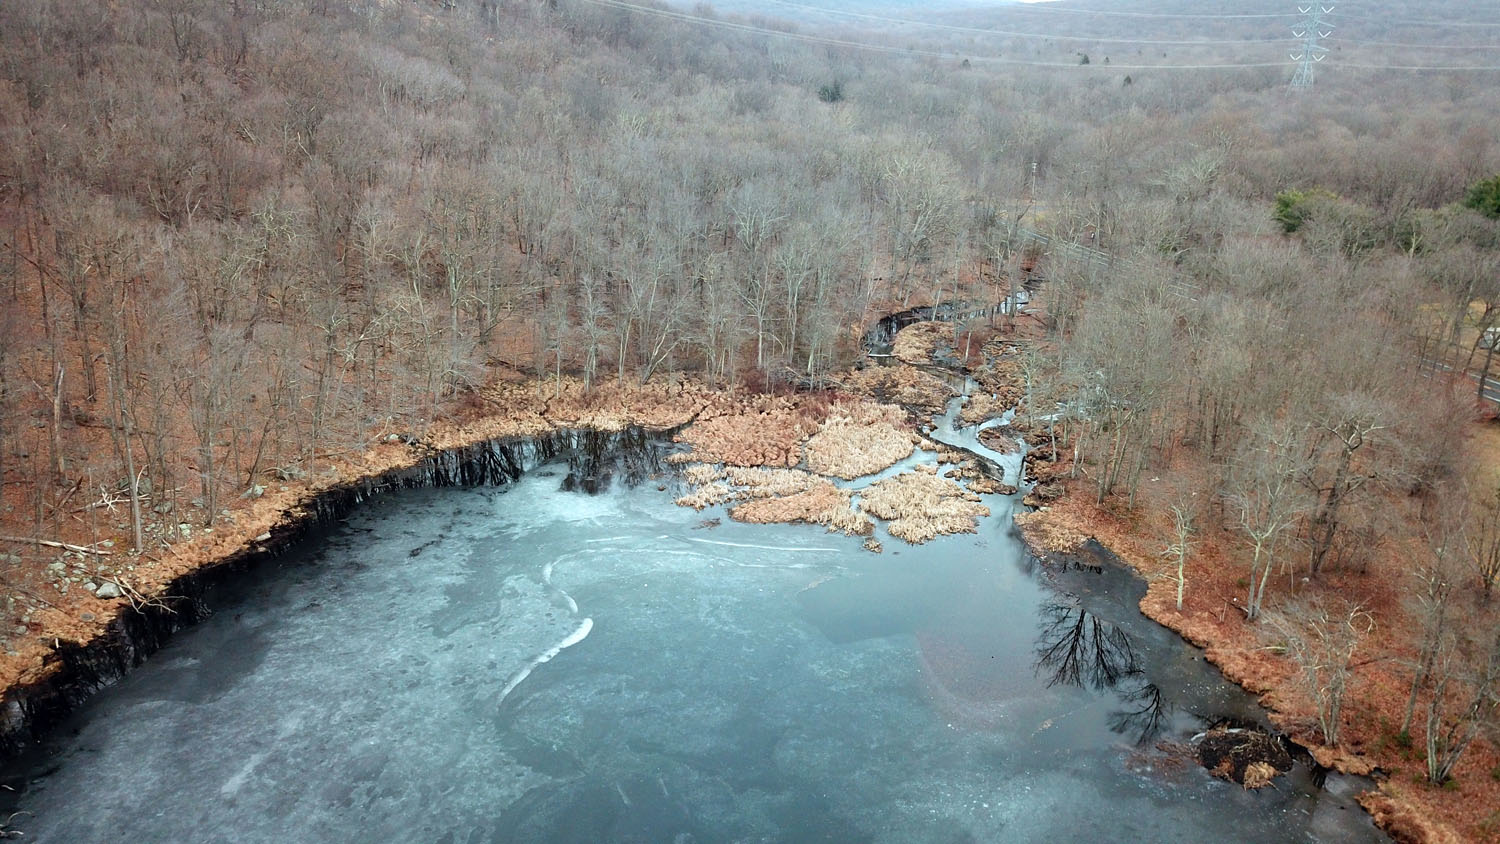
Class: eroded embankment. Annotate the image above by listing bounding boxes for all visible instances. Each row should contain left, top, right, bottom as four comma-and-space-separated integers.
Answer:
0, 426, 665, 762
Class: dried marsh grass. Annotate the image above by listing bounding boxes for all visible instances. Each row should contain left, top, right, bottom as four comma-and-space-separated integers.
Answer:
859, 470, 990, 544
674, 466, 822, 513
676, 482, 735, 510
724, 467, 821, 498
804, 402, 915, 479
893, 321, 949, 366
730, 482, 873, 536
1013, 510, 1090, 554
681, 463, 724, 486
839, 364, 954, 411
675, 396, 818, 467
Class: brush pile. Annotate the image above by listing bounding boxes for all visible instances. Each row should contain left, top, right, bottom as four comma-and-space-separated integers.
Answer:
892, 321, 950, 366
978, 427, 1021, 454
958, 392, 1014, 427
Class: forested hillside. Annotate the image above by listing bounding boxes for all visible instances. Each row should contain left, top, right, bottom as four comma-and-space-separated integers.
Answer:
3, 0, 1500, 838
3, 0, 1496, 539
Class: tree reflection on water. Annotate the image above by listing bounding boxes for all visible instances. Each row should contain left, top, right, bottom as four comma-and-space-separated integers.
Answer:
1035, 601, 1139, 690
1034, 601, 1173, 744
1107, 681, 1171, 745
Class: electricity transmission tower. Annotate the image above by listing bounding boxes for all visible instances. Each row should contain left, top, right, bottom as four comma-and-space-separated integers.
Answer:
1289, 4, 1333, 90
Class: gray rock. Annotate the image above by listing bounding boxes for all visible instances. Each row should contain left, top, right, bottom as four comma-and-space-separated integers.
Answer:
95, 582, 124, 600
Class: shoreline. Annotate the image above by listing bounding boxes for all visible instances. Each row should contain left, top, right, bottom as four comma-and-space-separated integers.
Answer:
0, 349, 1420, 840
0, 425, 677, 760
1013, 483, 1453, 844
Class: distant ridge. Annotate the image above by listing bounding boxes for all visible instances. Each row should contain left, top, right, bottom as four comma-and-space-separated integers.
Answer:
661, 0, 1035, 23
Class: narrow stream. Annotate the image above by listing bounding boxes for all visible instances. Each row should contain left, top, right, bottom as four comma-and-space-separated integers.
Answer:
3, 405, 1386, 843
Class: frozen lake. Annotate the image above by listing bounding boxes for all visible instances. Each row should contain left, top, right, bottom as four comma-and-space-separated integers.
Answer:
8, 442, 1384, 842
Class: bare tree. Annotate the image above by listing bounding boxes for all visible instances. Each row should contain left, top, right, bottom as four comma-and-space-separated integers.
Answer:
1226, 421, 1312, 621
1468, 483, 1500, 602
1400, 512, 1464, 736
1267, 599, 1375, 747
1161, 498, 1196, 612
1302, 393, 1387, 576
1423, 628, 1500, 785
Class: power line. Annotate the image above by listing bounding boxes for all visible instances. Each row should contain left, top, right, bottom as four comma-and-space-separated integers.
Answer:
761, 0, 1500, 54
577, 0, 1289, 69
1337, 60, 1500, 70
1326, 37, 1500, 50
1329, 10, 1500, 29
1290, 3, 1333, 90
969, 4, 1301, 20
574, 0, 1500, 74
758, 0, 1290, 46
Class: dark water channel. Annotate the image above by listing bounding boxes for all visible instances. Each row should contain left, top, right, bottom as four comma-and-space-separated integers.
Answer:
6, 436, 1385, 842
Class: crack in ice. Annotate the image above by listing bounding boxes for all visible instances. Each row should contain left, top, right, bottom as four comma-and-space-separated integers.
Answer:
496, 618, 594, 708
682, 537, 838, 553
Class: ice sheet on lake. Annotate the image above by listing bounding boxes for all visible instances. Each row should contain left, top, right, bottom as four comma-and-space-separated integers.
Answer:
13, 464, 1385, 844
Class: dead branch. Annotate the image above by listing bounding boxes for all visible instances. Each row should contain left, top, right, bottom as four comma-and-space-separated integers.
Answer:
105, 576, 176, 615
0, 535, 112, 555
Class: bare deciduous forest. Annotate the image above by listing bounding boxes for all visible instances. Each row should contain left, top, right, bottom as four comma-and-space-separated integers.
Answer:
2, 0, 1500, 839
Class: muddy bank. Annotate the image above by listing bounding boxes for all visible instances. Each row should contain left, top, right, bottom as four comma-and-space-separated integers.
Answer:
0, 426, 667, 762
